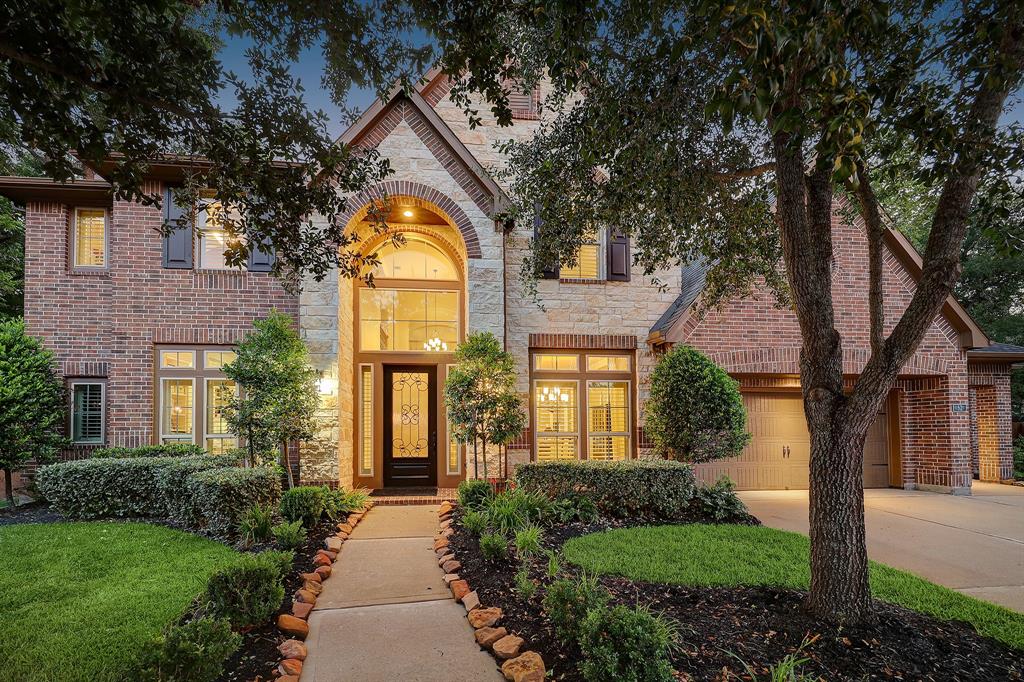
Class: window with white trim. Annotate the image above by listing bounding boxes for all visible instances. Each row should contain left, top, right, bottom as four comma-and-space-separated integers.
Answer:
70, 382, 104, 444
587, 381, 630, 461
534, 380, 579, 461
205, 378, 238, 454
156, 346, 238, 449
560, 230, 602, 280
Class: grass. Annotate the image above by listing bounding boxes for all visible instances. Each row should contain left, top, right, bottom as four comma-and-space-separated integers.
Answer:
563, 524, 1024, 650
0, 522, 239, 681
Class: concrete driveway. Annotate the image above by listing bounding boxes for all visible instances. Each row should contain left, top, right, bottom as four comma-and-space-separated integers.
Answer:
738, 482, 1024, 612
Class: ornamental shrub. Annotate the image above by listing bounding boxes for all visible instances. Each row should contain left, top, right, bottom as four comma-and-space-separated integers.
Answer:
157, 457, 240, 527
692, 476, 750, 523
186, 467, 282, 539
516, 460, 697, 521
272, 520, 307, 550
141, 616, 241, 682
457, 479, 493, 509
92, 443, 205, 459
36, 456, 213, 519
280, 485, 327, 526
578, 605, 675, 682
483, 488, 550, 534
479, 531, 508, 560
205, 552, 287, 628
322, 486, 370, 520
543, 574, 609, 644
645, 345, 750, 463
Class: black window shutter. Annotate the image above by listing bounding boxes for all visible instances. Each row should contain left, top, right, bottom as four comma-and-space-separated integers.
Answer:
162, 186, 193, 269
534, 211, 560, 279
247, 236, 276, 272
607, 228, 631, 281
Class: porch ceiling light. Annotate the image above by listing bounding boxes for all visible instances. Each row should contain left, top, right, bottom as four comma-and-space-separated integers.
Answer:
402, 209, 414, 217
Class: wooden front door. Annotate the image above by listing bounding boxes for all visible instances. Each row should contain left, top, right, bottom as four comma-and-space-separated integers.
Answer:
383, 365, 438, 487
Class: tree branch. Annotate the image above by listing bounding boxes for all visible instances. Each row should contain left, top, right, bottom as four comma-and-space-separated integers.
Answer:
851, 162, 886, 355
710, 162, 776, 180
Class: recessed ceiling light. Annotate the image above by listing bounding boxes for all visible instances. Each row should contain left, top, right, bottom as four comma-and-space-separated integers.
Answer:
402, 209, 414, 218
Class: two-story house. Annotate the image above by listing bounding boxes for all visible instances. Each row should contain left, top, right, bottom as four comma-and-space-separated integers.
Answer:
1, 70, 1019, 496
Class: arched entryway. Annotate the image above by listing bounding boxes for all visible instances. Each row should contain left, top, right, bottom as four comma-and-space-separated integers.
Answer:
344, 198, 468, 490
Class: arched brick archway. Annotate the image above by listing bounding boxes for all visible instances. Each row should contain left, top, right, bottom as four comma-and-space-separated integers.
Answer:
340, 180, 482, 258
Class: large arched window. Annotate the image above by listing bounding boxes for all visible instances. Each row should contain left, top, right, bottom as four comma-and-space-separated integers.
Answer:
357, 233, 462, 352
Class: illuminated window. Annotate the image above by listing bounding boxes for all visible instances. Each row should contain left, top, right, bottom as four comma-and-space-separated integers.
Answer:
73, 208, 106, 268
560, 231, 601, 280
587, 355, 630, 372
161, 379, 194, 442
71, 382, 104, 444
204, 350, 237, 369
587, 381, 630, 461
534, 381, 579, 461
160, 350, 195, 369
371, 237, 458, 280
198, 200, 240, 270
446, 364, 461, 475
359, 288, 459, 351
205, 378, 237, 454
534, 354, 579, 371
359, 365, 373, 476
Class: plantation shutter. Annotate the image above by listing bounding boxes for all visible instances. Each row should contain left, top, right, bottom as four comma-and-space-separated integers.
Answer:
162, 186, 193, 269
534, 210, 560, 279
246, 236, 276, 272
606, 228, 631, 281
72, 384, 104, 444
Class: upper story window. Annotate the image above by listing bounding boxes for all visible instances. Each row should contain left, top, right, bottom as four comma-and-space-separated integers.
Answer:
198, 200, 238, 270
536, 223, 631, 283
72, 208, 107, 269
371, 237, 458, 280
560, 230, 602, 280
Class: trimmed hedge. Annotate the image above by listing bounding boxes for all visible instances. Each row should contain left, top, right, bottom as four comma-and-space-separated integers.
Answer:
186, 467, 282, 538
158, 457, 240, 527
515, 460, 697, 521
36, 456, 210, 519
91, 443, 206, 459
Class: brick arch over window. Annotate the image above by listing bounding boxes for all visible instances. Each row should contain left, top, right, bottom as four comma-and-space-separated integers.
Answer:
340, 181, 482, 258
705, 347, 949, 376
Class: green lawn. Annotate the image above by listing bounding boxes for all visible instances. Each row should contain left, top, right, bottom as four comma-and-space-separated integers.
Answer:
563, 524, 1024, 650
0, 522, 238, 681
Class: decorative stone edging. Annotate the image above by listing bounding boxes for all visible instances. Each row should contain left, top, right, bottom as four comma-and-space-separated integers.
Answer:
272, 501, 375, 682
436, 501, 546, 682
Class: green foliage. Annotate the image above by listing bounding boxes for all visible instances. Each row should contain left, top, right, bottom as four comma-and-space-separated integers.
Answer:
645, 346, 750, 463
444, 332, 528, 479
322, 487, 370, 520
36, 456, 215, 520
0, 155, 41, 320
257, 550, 295, 579
157, 457, 240, 527
514, 524, 543, 558
92, 444, 206, 459
543, 574, 609, 644
0, 319, 67, 504
577, 605, 675, 682
141, 617, 241, 682
280, 485, 328, 526
546, 550, 560, 579
221, 311, 320, 484
457, 479, 493, 509
516, 460, 698, 521
733, 635, 821, 682
1014, 437, 1024, 481
272, 521, 307, 550
514, 566, 537, 600
238, 505, 276, 546
546, 494, 599, 524
205, 552, 287, 628
692, 476, 750, 523
479, 532, 508, 561
483, 488, 550, 534
185, 467, 282, 539
461, 509, 488, 535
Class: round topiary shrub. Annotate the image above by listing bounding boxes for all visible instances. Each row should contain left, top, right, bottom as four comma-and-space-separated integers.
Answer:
644, 345, 750, 463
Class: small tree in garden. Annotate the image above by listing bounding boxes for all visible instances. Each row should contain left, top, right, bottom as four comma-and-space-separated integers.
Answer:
445, 332, 528, 480
221, 310, 320, 488
0, 319, 67, 506
645, 346, 750, 463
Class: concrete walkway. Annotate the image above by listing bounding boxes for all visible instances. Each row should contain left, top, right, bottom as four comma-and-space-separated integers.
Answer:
300, 505, 502, 682
739, 482, 1024, 612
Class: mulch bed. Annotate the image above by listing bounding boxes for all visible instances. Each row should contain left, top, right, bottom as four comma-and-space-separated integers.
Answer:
0, 501, 62, 526
449, 513, 1024, 681
218, 517, 338, 682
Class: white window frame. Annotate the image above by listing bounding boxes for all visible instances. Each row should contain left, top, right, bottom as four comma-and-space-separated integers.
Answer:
196, 198, 239, 271
445, 364, 462, 476
532, 379, 581, 461
358, 364, 374, 476
69, 380, 105, 445
559, 229, 606, 280
71, 207, 109, 270
159, 377, 197, 444
586, 379, 632, 461
203, 377, 238, 453
159, 350, 196, 369
203, 350, 237, 370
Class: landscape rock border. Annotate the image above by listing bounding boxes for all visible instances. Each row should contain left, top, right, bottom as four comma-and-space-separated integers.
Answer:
272, 501, 375, 682
437, 501, 547, 682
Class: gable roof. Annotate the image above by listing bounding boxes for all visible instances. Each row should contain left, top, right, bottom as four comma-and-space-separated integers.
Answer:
337, 81, 510, 216
649, 225, 991, 351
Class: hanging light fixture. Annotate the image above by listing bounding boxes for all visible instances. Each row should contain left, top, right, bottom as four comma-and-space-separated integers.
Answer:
423, 337, 448, 352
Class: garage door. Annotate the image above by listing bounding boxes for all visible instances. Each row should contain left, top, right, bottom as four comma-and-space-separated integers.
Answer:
695, 393, 890, 490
